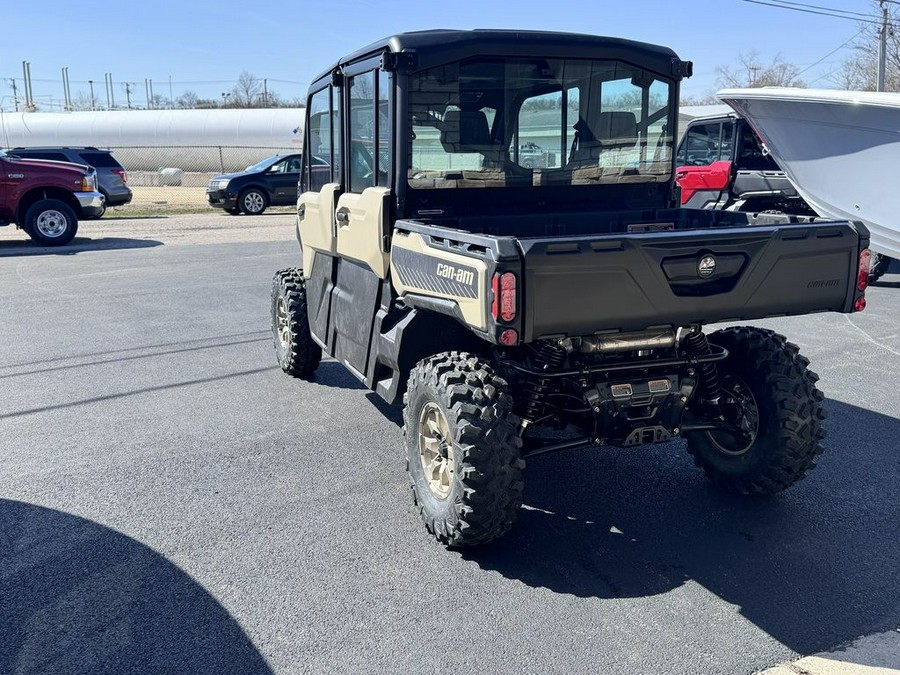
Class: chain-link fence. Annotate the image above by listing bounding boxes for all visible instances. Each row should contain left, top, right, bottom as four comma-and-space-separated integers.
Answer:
103, 145, 301, 213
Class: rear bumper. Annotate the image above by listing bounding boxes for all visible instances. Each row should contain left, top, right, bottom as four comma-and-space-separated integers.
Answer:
104, 187, 133, 207
76, 191, 106, 217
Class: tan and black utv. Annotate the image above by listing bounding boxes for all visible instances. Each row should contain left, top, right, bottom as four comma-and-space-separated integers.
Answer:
272, 30, 869, 547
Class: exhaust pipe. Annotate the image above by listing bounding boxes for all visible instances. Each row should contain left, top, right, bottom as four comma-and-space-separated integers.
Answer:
579, 329, 677, 354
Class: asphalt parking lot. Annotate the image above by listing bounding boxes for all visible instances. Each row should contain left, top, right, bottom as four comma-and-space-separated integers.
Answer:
1, 214, 899, 675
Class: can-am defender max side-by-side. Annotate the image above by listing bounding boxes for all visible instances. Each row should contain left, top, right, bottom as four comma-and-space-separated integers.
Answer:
272, 30, 870, 547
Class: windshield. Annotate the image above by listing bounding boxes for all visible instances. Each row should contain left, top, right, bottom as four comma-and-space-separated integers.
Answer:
408, 57, 674, 189
244, 156, 280, 172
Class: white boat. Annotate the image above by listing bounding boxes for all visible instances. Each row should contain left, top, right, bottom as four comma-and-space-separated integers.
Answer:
716, 87, 900, 259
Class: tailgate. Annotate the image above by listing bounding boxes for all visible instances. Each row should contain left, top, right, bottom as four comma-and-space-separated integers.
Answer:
519, 223, 866, 341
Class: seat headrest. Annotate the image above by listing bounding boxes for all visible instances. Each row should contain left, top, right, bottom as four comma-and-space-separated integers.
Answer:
440, 109, 492, 152
596, 111, 637, 141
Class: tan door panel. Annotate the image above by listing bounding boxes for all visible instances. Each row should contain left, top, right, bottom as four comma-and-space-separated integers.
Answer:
298, 183, 340, 274
335, 187, 391, 279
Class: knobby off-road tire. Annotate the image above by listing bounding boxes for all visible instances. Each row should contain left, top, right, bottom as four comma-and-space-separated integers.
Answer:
686, 327, 826, 495
869, 252, 892, 283
25, 199, 78, 246
404, 351, 525, 547
271, 268, 321, 378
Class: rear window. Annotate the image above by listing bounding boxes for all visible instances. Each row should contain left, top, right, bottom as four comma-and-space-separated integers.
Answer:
77, 152, 121, 168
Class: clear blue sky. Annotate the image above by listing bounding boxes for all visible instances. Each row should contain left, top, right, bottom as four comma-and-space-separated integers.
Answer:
2, 0, 884, 110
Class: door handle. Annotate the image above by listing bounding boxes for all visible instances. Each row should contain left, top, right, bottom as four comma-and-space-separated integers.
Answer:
335, 207, 350, 224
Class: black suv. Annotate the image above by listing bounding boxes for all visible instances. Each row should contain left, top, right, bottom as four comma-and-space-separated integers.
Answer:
7, 146, 132, 218
206, 154, 306, 215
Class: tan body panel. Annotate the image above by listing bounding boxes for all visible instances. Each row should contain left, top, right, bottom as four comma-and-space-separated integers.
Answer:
335, 187, 391, 279
390, 230, 489, 331
298, 184, 340, 275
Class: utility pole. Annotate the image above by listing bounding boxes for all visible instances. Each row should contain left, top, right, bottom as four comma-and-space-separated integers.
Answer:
62, 67, 71, 111
88, 80, 95, 110
749, 65, 761, 88
8, 78, 19, 111
878, 0, 889, 92
263, 78, 268, 107
106, 73, 115, 109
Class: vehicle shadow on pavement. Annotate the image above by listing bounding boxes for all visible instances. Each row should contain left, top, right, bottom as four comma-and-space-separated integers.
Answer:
0, 500, 272, 675
0, 237, 162, 257
308, 361, 368, 391
463, 398, 900, 656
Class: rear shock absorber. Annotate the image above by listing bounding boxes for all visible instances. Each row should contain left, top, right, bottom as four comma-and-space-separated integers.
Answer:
684, 329, 722, 407
521, 341, 567, 421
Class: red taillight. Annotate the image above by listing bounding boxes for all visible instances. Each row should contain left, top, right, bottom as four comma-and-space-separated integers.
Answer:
113, 168, 127, 183
491, 272, 517, 323
499, 328, 519, 345
855, 297, 867, 312
858, 249, 871, 291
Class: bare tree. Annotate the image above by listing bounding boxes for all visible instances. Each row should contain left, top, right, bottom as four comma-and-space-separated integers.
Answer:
680, 93, 720, 105
231, 71, 263, 107
716, 51, 806, 88
835, 1, 900, 91
71, 91, 94, 111
175, 90, 199, 109
151, 93, 170, 110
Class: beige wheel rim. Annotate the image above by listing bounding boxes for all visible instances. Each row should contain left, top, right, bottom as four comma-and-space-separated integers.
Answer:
275, 296, 290, 348
418, 402, 455, 499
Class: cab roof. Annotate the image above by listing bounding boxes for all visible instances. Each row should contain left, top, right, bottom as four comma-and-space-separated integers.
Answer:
310, 29, 690, 88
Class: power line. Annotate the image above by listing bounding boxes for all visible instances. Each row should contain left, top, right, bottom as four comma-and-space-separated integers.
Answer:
742, 0, 884, 24
767, 0, 877, 19
795, 26, 868, 77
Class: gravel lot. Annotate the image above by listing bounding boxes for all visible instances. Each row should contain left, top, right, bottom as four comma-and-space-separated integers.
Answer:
1, 214, 899, 674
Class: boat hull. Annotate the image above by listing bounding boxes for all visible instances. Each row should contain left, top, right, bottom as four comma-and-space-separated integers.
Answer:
717, 88, 900, 258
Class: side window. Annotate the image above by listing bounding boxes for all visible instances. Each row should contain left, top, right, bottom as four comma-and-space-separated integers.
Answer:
349, 72, 375, 193
306, 87, 332, 192
377, 70, 390, 187
21, 151, 69, 162
677, 123, 725, 167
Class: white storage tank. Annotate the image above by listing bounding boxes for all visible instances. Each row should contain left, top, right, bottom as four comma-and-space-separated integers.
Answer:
0, 109, 305, 172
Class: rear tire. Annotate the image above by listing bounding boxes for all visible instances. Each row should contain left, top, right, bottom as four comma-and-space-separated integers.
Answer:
404, 351, 524, 547
25, 199, 78, 246
240, 188, 268, 215
686, 327, 826, 495
272, 268, 321, 378
869, 252, 892, 283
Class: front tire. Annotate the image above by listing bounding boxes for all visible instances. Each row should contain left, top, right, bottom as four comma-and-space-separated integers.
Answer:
240, 188, 268, 215
271, 268, 321, 378
686, 327, 826, 495
404, 352, 524, 547
25, 199, 78, 246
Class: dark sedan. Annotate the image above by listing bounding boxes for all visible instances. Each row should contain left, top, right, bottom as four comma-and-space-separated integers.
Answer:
206, 154, 303, 215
